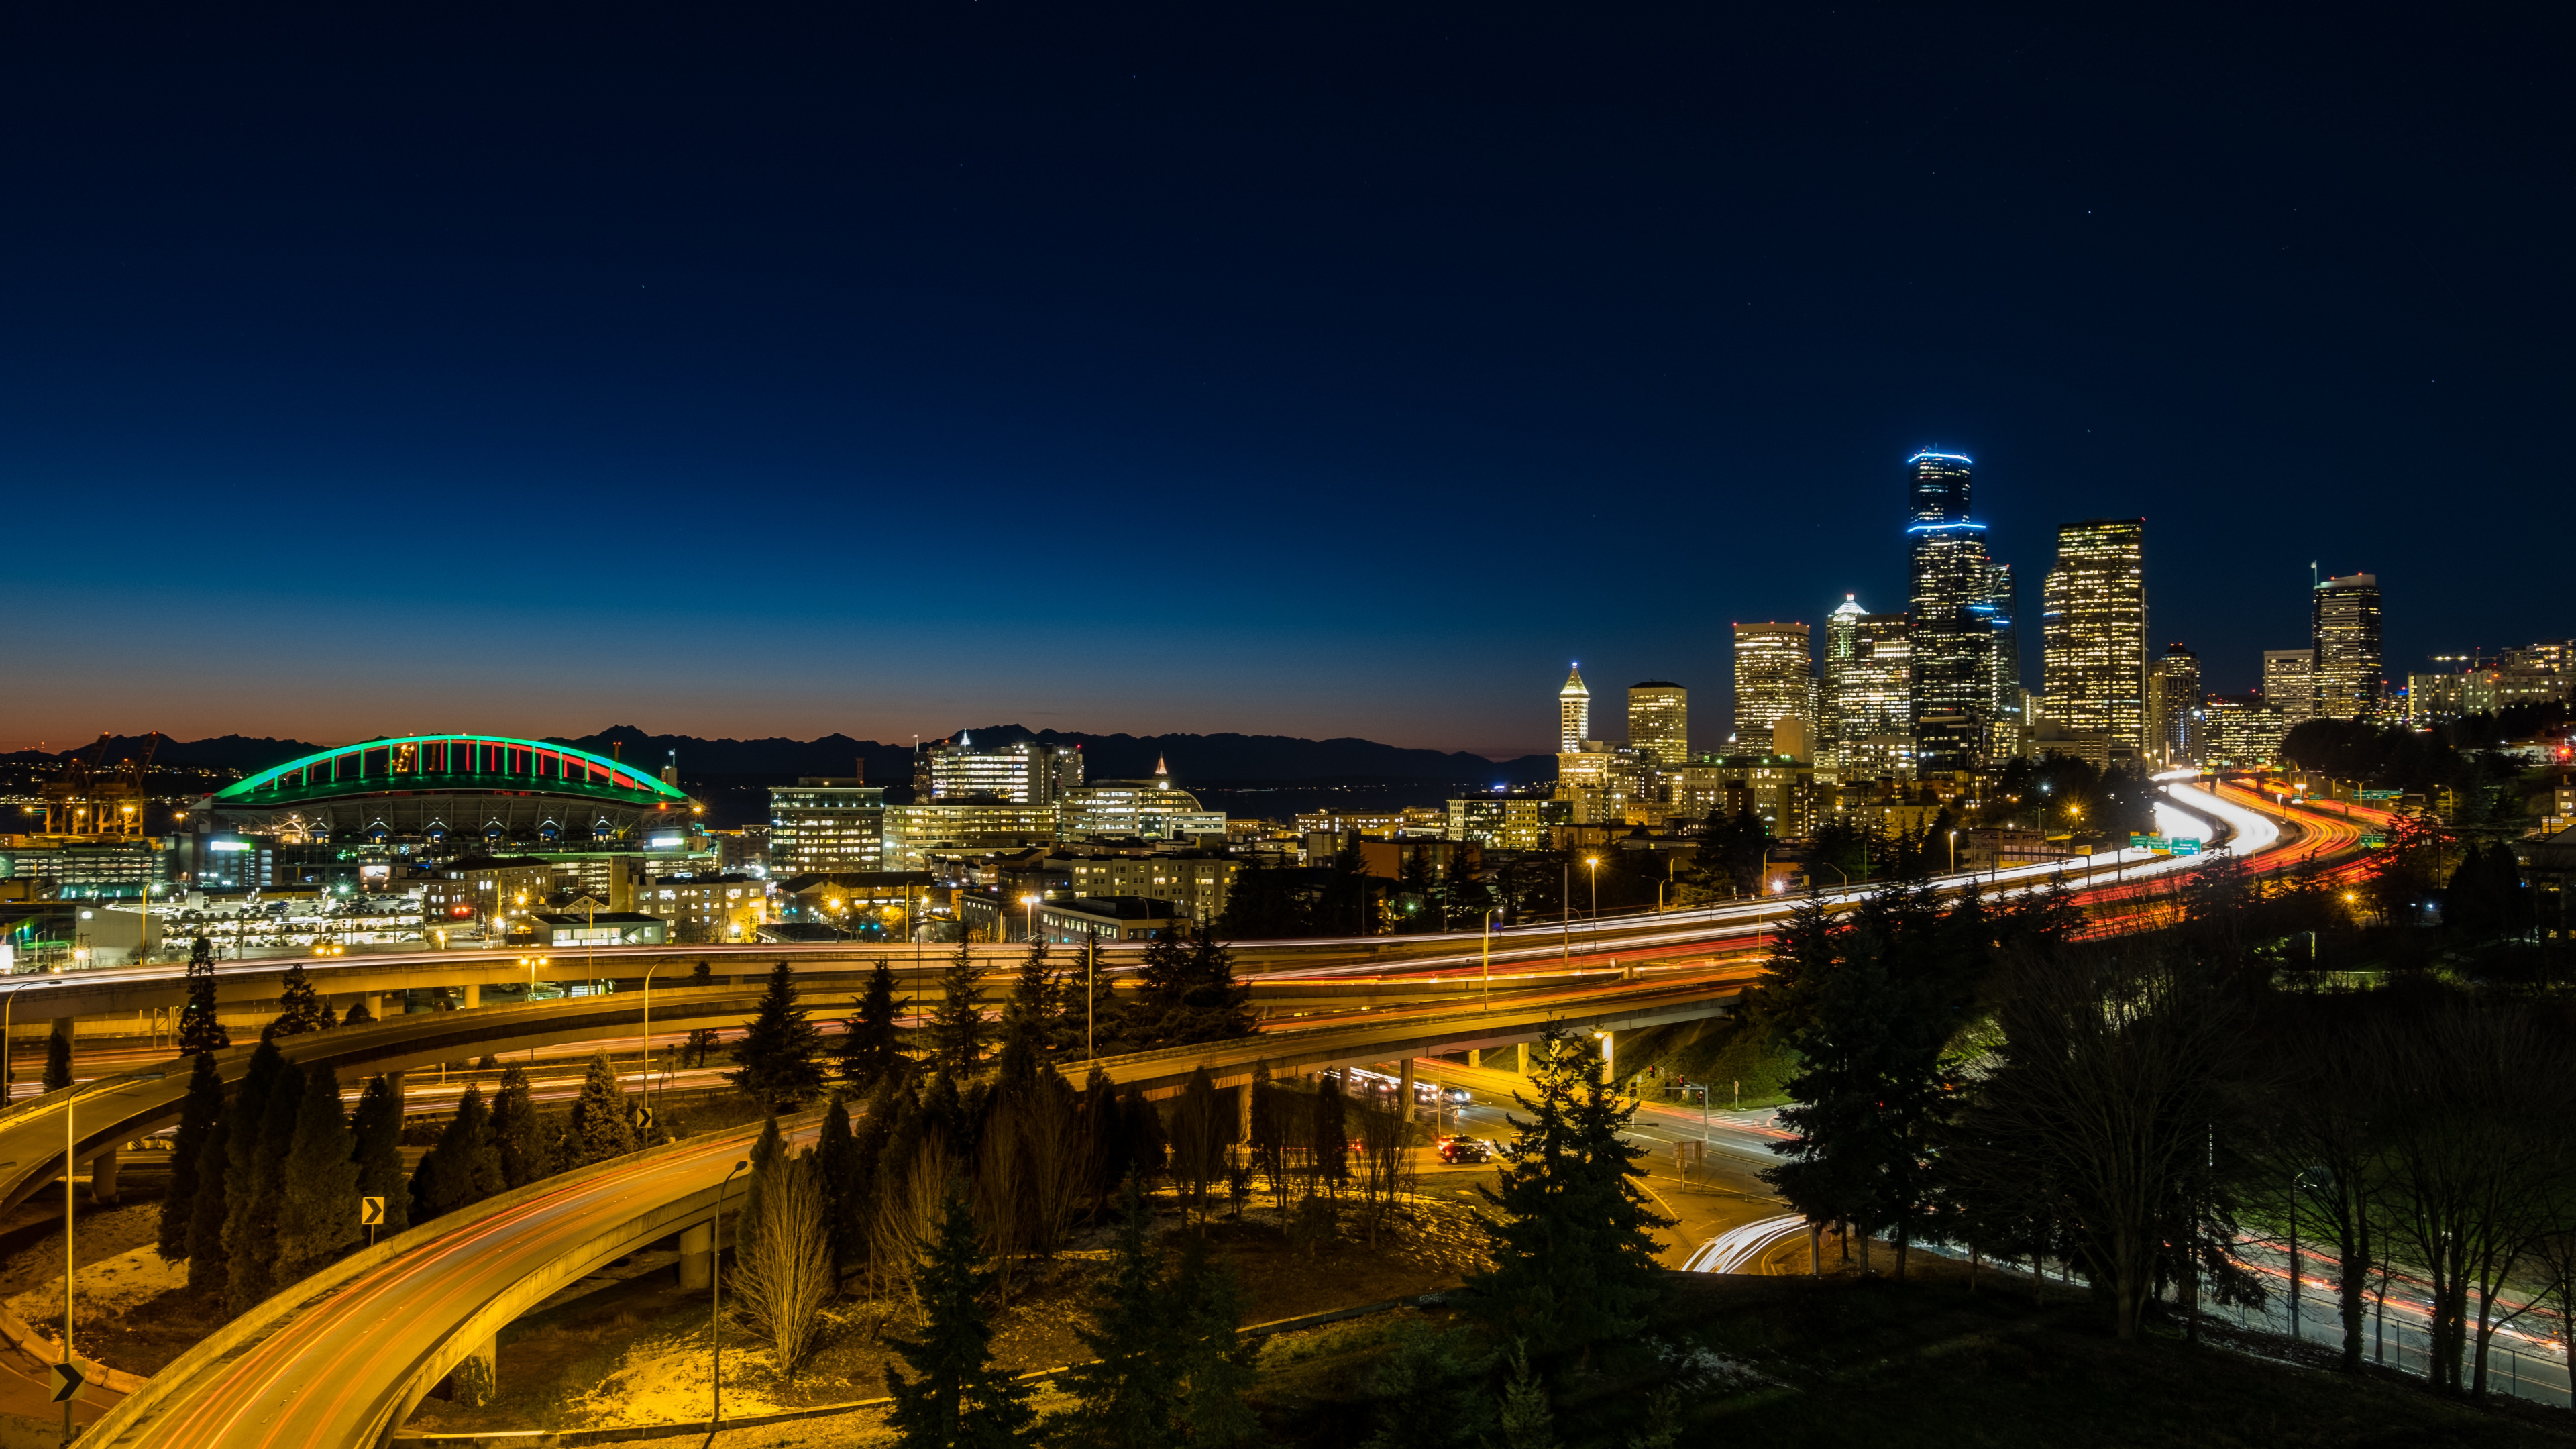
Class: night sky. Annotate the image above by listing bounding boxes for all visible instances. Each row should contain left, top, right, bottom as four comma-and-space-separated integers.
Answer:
2, 5, 2563, 758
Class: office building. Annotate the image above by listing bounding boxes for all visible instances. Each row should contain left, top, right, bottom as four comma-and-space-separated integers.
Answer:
2040, 518, 2149, 761
2262, 649, 2317, 725
1034, 896, 1188, 945
1986, 561, 2024, 741
1058, 770, 1215, 841
1626, 682, 1689, 765
880, 802, 1059, 871
1446, 795, 1574, 851
1554, 743, 1647, 825
1051, 850, 1241, 926
768, 779, 887, 875
1559, 665, 1591, 751
2147, 644, 2202, 766
634, 873, 771, 943
1821, 596, 1911, 769
1732, 623, 1815, 743
2203, 694, 2289, 769
914, 735, 1083, 806
2407, 671, 2467, 725
2460, 641, 2576, 716
2312, 572, 2384, 722
1904, 451, 2008, 771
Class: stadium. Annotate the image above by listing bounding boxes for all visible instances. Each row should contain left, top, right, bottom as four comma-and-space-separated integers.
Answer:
189, 734, 696, 851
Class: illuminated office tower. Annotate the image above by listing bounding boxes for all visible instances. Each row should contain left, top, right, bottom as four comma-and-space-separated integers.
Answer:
2312, 573, 2384, 722
1625, 682, 1688, 765
2147, 643, 2202, 765
1732, 622, 1815, 746
916, 733, 1083, 806
1985, 561, 2023, 740
1821, 595, 1911, 763
2261, 649, 2316, 724
1906, 450, 2000, 770
1558, 664, 1591, 751
2041, 518, 2149, 760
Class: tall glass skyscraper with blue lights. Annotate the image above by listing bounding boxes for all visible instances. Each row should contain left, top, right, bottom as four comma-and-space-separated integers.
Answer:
1904, 451, 2017, 770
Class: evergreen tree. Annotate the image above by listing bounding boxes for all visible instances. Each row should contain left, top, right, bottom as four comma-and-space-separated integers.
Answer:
42, 1029, 72, 1092
350, 1074, 408, 1236
274, 1063, 360, 1284
422, 1083, 503, 1219
731, 959, 828, 1107
178, 934, 230, 1055
813, 1092, 862, 1284
1440, 854, 1491, 931
1467, 1025, 1676, 1363
1051, 1178, 1177, 1448
491, 1063, 551, 1187
158, 1051, 223, 1262
341, 998, 376, 1027
1126, 925, 1253, 1049
185, 1112, 233, 1293
1311, 1070, 1350, 1194
1083, 1067, 1130, 1212
1122, 1083, 1167, 1186
1248, 1062, 1287, 1207
566, 1051, 638, 1167
1169, 1234, 1260, 1445
407, 1148, 441, 1227
883, 1182, 1038, 1449
1356, 1322, 1498, 1449
1318, 833, 1379, 936
270, 960, 332, 1037
842, 957, 907, 1090
927, 942, 990, 1079
999, 939, 1057, 1062
1395, 846, 1439, 933
684, 959, 722, 1067
224, 1047, 306, 1315
740, 1114, 787, 1263
1214, 864, 1314, 939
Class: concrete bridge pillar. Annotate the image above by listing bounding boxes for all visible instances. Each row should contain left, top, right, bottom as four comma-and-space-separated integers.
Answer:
678, 1222, 713, 1290
1466, 1048, 1479, 1069
361, 994, 382, 1022
48, 1016, 74, 1045
89, 1144, 119, 1205
462, 984, 480, 1009
1397, 1059, 1415, 1122
1515, 1042, 1529, 1077
384, 1070, 405, 1104
1236, 1082, 1252, 1142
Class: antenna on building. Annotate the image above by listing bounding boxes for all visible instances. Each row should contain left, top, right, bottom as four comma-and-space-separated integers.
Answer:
2310, 561, 2319, 589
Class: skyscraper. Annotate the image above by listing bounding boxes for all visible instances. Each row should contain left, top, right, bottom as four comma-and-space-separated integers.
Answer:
2147, 643, 2202, 766
1732, 623, 1815, 747
2261, 649, 2317, 724
1625, 682, 1688, 765
1906, 451, 2004, 770
1822, 595, 1911, 765
2041, 518, 2149, 761
1558, 664, 1591, 751
2312, 573, 2383, 722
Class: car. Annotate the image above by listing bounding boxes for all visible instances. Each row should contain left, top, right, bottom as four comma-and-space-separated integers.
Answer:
1437, 1136, 1491, 1164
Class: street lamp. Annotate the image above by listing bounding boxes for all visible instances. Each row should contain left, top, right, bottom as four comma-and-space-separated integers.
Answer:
1585, 856, 1601, 959
638, 959, 670, 1108
1020, 894, 1040, 943
1481, 908, 1495, 1012
712, 1158, 751, 1432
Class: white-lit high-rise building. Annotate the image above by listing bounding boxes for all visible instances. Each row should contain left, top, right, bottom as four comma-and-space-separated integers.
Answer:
2312, 573, 2384, 722
2147, 643, 2202, 766
1905, 450, 2012, 771
1558, 664, 1592, 751
2040, 518, 2149, 762
1625, 682, 1688, 765
1821, 595, 1911, 771
2261, 649, 2316, 725
1732, 623, 1815, 746
914, 733, 1083, 807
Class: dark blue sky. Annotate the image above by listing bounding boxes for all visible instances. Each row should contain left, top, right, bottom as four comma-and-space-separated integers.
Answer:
2, 5, 2563, 757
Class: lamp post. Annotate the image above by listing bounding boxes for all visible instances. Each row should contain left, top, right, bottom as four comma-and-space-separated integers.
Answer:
1584, 856, 1600, 960
1481, 909, 1495, 1012
1947, 828, 1959, 875
711, 1158, 751, 1432
1020, 894, 1040, 945
638, 959, 669, 1108
1085, 930, 1099, 1059
1559, 856, 1571, 966
62, 1083, 76, 1447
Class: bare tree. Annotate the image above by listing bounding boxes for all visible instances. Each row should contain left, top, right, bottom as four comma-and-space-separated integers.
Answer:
1352, 1091, 1416, 1246
1020, 1069, 1085, 1257
978, 1097, 1027, 1299
2257, 998, 2387, 1369
1951, 943, 2247, 1339
1170, 1067, 1229, 1227
870, 1138, 955, 1305
731, 1147, 834, 1379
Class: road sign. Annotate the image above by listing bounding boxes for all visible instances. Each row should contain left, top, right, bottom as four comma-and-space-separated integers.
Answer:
49, 1361, 84, 1403
360, 1196, 385, 1226
2169, 839, 2202, 857
631, 1104, 655, 1132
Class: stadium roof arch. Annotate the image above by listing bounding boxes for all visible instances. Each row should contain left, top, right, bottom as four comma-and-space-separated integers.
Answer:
210, 735, 690, 813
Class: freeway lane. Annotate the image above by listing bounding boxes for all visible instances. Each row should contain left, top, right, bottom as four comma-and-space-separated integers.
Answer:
89, 1114, 818, 1449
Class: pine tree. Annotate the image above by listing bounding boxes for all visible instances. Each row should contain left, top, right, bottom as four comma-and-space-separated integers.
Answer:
1493, 1344, 1556, 1449
1467, 1025, 1676, 1363
842, 958, 907, 1091
42, 1029, 72, 1092
927, 942, 989, 1079
178, 935, 230, 1055
740, 1114, 786, 1263
1126, 926, 1252, 1050
351, 1074, 408, 1236
1122, 1083, 1167, 1187
1311, 1071, 1350, 1194
731, 959, 827, 1107
185, 1112, 233, 1293
158, 1051, 223, 1262
999, 940, 1056, 1061
1248, 1062, 1287, 1207
884, 1181, 1037, 1449
1395, 847, 1438, 933
273, 1063, 360, 1284
1169, 1234, 1260, 1445
1051, 1178, 1178, 1448
1083, 1067, 1129, 1213
814, 1093, 862, 1285
341, 998, 376, 1027
270, 960, 332, 1037
1441, 854, 1491, 931
683, 959, 722, 1067
566, 1051, 638, 1167
224, 1048, 306, 1315
490, 1063, 551, 1187
423, 1083, 503, 1219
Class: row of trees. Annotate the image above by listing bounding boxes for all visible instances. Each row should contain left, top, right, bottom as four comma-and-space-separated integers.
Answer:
1755, 850, 2576, 1403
